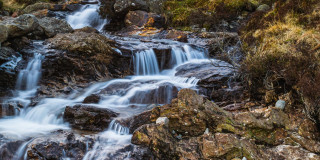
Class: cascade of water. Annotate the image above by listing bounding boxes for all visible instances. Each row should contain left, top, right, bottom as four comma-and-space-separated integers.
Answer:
14, 139, 33, 160
83, 120, 131, 160
15, 53, 42, 91
66, 2, 107, 31
134, 49, 160, 75
170, 45, 206, 67
0, 36, 210, 160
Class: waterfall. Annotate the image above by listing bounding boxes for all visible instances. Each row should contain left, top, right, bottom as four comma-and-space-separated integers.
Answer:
83, 120, 131, 160
15, 53, 42, 92
134, 49, 160, 75
66, 3, 107, 31
171, 45, 206, 67
13, 139, 33, 160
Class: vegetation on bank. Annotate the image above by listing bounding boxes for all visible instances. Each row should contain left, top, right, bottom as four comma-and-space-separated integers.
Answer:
240, 0, 320, 124
1, 0, 50, 12
164, 0, 275, 30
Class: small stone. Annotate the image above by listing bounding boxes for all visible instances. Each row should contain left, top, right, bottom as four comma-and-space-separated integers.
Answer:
176, 134, 182, 140
156, 117, 169, 126
204, 128, 209, 134
275, 100, 286, 110
256, 4, 270, 12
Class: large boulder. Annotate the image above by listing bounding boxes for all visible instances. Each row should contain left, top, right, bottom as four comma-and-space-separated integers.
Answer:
47, 31, 116, 56
40, 31, 132, 95
1, 14, 39, 38
38, 17, 73, 37
64, 105, 119, 131
22, 3, 53, 14
149, 89, 232, 137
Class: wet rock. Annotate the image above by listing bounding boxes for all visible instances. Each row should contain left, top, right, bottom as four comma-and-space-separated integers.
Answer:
38, 17, 73, 37
125, 10, 165, 28
114, 0, 149, 15
175, 60, 243, 102
0, 46, 18, 65
0, 103, 16, 118
83, 94, 100, 104
275, 100, 286, 110
64, 105, 119, 131
26, 130, 94, 160
1, 14, 39, 38
129, 82, 179, 104
0, 70, 17, 97
175, 60, 234, 85
0, 139, 24, 160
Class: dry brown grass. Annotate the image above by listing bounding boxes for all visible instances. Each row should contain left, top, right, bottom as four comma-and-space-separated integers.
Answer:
241, 0, 320, 125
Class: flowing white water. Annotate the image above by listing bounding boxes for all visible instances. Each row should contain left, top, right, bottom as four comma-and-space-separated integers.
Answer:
14, 139, 33, 160
0, 28, 209, 160
66, 1, 107, 31
171, 45, 206, 66
83, 120, 131, 160
134, 49, 160, 75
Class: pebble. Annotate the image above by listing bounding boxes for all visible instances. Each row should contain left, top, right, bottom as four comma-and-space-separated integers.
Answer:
275, 100, 286, 110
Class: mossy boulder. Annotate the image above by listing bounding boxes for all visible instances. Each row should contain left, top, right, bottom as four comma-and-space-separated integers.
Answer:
150, 89, 233, 137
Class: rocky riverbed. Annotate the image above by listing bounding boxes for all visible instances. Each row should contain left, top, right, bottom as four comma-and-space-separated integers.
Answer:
0, 0, 319, 159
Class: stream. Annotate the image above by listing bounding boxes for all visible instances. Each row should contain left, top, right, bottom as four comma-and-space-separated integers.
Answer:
0, 1, 216, 159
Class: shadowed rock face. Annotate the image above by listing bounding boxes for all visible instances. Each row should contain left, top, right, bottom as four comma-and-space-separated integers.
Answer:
64, 105, 119, 131
0, 138, 24, 160
175, 60, 244, 103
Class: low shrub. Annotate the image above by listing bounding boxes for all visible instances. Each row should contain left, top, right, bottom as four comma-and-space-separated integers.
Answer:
164, 0, 275, 30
